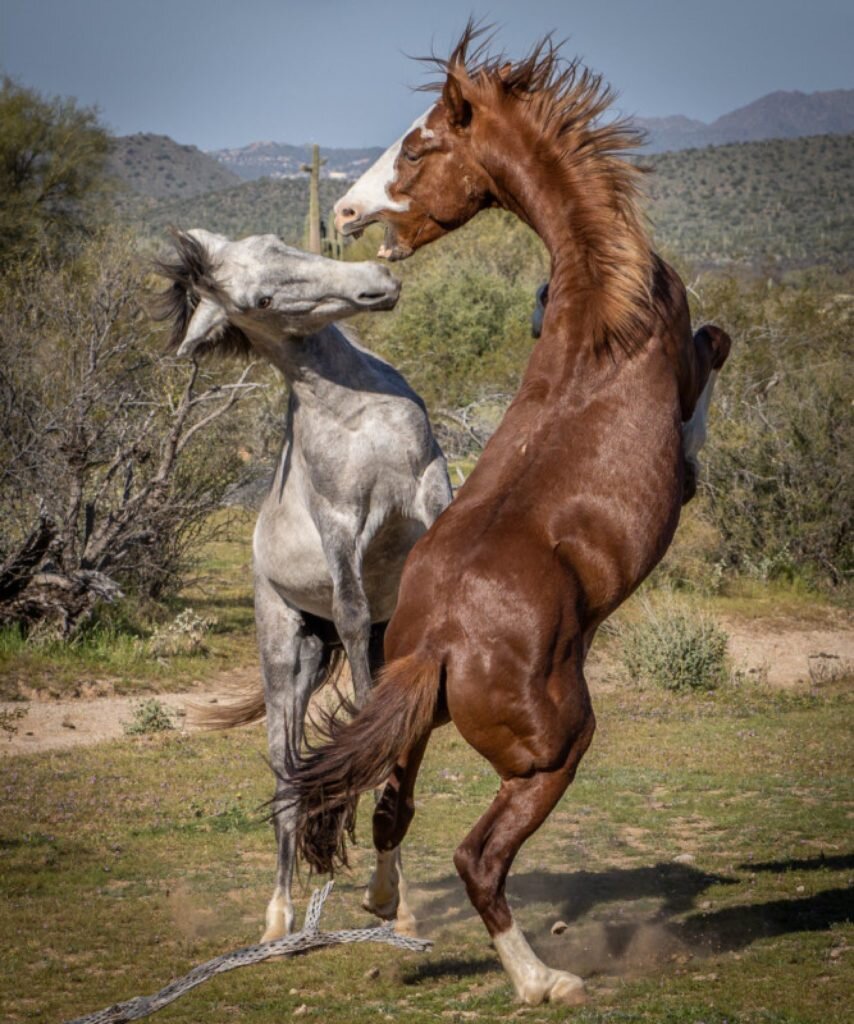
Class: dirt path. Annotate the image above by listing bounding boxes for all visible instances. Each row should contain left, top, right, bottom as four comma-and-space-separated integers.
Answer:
2, 618, 851, 757
1, 666, 264, 757
722, 616, 853, 688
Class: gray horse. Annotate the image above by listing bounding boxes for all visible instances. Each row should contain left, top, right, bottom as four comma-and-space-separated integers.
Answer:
155, 230, 451, 939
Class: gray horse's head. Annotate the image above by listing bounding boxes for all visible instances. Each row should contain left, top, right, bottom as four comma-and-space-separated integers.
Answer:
153, 229, 400, 358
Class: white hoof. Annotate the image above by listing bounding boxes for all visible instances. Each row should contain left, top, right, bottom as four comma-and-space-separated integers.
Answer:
362, 885, 399, 920
262, 892, 293, 942
393, 908, 419, 938
546, 972, 587, 1006
494, 919, 587, 1007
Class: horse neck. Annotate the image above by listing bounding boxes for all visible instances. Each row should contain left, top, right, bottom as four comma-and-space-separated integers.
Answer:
254, 323, 367, 404
476, 120, 653, 371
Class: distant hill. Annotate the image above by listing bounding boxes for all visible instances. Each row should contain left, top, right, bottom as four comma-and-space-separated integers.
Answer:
637, 88, 854, 152
210, 142, 385, 181
128, 133, 853, 273
642, 133, 853, 270
129, 176, 349, 246
109, 133, 241, 200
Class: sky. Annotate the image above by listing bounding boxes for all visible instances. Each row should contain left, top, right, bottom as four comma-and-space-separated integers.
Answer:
2, 0, 852, 152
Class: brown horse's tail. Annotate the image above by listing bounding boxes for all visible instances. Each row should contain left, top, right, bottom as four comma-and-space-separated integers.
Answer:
287, 654, 441, 875
190, 649, 346, 730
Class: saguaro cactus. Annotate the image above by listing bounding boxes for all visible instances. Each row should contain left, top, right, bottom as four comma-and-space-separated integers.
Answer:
301, 144, 326, 255
326, 209, 345, 260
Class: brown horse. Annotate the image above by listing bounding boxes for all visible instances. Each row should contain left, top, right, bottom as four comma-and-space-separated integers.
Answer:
288, 27, 731, 1006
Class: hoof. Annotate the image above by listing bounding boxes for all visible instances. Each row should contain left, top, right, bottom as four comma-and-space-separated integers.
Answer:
393, 912, 419, 939
548, 974, 587, 1006
260, 922, 287, 943
362, 890, 399, 921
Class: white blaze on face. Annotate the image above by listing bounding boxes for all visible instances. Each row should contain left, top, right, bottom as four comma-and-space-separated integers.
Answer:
335, 106, 436, 225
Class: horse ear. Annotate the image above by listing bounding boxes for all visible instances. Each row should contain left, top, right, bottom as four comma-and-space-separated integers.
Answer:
442, 72, 472, 129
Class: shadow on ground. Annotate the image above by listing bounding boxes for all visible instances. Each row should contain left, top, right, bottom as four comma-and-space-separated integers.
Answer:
401, 855, 853, 982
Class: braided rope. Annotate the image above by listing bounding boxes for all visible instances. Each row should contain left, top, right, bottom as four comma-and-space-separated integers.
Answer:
63, 882, 431, 1024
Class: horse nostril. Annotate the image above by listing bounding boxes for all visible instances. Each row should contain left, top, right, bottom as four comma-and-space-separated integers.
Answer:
341, 207, 356, 219
358, 291, 386, 301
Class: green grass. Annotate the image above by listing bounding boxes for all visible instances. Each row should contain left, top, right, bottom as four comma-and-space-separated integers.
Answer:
0, 511, 258, 700
2, 678, 851, 1023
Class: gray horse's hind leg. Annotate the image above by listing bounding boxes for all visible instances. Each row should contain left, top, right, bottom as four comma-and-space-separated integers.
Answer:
255, 577, 330, 941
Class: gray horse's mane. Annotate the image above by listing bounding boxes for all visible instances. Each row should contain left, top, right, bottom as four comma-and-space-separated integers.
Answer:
151, 229, 253, 358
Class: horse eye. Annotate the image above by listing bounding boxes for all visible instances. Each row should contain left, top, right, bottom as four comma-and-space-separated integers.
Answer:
403, 150, 421, 165
257, 296, 272, 309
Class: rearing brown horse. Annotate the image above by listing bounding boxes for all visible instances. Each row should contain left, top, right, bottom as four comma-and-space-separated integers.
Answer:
288, 28, 731, 1006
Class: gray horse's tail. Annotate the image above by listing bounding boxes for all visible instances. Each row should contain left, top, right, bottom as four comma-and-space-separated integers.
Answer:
288, 654, 441, 875
190, 649, 347, 730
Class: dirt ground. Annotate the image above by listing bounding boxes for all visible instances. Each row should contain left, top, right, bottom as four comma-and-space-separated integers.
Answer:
2, 617, 852, 757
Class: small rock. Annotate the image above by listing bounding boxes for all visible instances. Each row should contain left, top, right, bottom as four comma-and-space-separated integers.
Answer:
700, 900, 712, 910
673, 853, 695, 865
61, 718, 76, 730
288, 988, 298, 995
550, 920, 568, 935
292, 1005, 308, 1017
365, 966, 380, 980
796, 884, 805, 893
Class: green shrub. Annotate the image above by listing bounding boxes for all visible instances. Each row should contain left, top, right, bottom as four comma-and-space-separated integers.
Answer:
690, 273, 853, 588
619, 604, 729, 692
124, 698, 176, 735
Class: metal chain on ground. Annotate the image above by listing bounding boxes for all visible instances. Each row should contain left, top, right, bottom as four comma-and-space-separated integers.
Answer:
63, 882, 432, 1024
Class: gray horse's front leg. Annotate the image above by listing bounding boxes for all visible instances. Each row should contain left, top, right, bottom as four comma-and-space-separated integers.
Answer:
363, 457, 451, 936
255, 577, 328, 941
326, 552, 374, 705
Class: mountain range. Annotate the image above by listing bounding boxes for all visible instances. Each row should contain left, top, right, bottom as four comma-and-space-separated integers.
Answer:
108, 88, 853, 198
635, 88, 854, 153
201, 88, 854, 180
211, 142, 384, 182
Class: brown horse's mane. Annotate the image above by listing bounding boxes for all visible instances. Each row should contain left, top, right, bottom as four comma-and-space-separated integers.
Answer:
151, 229, 253, 359
422, 22, 656, 355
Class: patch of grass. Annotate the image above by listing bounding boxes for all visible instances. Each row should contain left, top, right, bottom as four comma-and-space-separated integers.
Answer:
0, 510, 257, 699
1, 675, 851, 1023
618, 603, 730, 692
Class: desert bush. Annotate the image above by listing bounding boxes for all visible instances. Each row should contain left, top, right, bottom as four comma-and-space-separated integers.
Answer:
147, 608, 215, 658
689, 273, 852, 588
348, 211, 548, 414
0, 706, 26, 740
619, 604, 730, 692
0, 228, 263, 633
123, 697, 176, 735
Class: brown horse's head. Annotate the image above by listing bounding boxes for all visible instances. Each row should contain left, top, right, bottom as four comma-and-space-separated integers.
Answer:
335, 24, 647, 286
334, 29, 502, 259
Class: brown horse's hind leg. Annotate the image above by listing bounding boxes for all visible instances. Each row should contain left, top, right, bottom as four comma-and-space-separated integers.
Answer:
453, 712, 595, 1006
363, 733, 430, 934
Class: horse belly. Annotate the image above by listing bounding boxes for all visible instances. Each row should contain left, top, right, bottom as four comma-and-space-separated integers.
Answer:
361, 516, 427, 621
